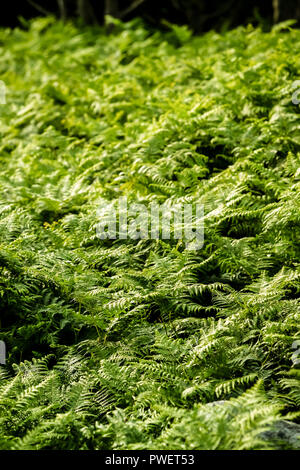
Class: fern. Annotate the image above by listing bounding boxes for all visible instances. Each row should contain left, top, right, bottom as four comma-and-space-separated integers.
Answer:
0, 17, 299, 449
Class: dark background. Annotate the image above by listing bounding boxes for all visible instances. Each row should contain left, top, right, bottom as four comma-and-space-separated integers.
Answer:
1, 1, 300, 32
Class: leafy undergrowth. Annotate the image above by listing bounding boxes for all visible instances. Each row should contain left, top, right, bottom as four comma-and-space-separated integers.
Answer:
0, 17, 300, 450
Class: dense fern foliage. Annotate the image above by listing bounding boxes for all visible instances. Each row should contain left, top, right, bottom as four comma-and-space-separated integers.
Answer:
0, 17, 299, 450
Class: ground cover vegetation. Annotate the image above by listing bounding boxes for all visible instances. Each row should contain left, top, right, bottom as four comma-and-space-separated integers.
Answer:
0, 17, 299, 449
